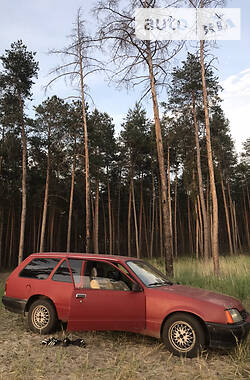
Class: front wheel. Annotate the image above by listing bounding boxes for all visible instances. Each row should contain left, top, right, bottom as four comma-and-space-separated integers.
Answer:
162, 313, 206, 358
28, 299, 58, 334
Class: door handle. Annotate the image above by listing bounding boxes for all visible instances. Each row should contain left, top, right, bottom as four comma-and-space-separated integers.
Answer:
76, 293, 86, 299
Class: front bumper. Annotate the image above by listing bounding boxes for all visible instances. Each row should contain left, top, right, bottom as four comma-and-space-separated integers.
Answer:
2, 296, 26, 314
206, 315, 250, 349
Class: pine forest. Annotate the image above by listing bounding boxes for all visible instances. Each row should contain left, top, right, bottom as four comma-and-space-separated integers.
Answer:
0, 2, 249, 277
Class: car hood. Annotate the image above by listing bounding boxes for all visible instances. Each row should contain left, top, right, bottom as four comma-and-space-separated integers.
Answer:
159, 284, 243, 309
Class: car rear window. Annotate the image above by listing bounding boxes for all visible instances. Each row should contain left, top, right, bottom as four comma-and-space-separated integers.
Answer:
19, 258, 60, 279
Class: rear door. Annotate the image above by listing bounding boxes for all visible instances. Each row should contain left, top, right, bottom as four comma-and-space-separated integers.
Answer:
67, 260, 145, 332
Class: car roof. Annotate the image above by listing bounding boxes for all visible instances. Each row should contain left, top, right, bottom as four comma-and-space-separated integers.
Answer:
29, 252, 140, 263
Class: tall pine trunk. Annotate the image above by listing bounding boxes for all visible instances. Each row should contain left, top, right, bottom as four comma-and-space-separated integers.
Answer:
167, 146, 173, 258
220, 171, 233, 255
174, 170, 178, 258
192, 91, 209, 261
242, 186, 250, 251
107, 180, 112, 254
200, 40, 219, 275
150, 175, 155, 259
67, 149, 76, 252
93, 176, 99, 254
146, 43, 173, 276
127, 181, 132, 257
18, 96, 27, 265
131, 179, 140, 258
77, 18, 91, 253
40, 128, 51, 252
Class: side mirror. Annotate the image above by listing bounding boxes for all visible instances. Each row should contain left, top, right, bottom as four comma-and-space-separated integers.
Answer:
132, 283, 142, 292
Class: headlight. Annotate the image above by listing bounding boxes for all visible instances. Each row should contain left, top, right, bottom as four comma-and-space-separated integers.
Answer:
225, 308, 243, 324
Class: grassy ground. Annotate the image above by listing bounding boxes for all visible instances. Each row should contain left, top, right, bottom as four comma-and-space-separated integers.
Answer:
0, 256, 250, 380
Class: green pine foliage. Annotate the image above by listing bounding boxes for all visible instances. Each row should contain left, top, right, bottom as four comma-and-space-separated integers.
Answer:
0, 41, 249, 267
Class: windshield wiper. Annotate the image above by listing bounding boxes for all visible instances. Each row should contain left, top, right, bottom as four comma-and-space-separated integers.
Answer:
148, 280, 173, 287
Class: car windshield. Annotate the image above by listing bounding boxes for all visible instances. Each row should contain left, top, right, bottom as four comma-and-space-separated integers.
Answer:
126, 260, 172, 287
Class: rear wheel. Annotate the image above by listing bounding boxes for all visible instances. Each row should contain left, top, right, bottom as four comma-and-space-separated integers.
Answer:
28, 299, 58, 334
162, 313, 205, 358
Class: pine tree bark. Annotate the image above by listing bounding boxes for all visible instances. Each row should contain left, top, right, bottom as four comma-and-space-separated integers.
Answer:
146, 43, 173, 276
77, 18, 91, 253
233, 201, 242, 252
227, 180, 236, 253
167, 146, 173, 258
187, 195, 194, 255
18, 95, 27, 265
200, 40, 219, 275
93, 175, 99, 254
102, 197, 107, 253
67, 149, 76, 252
139, 182, 143, 255
242, 186, 250, 251
142, 195, 150, 257
150, 175, 155, 259
220, 171, 233, 255
117, 178, 121, 255
174, 170, 178, 258
8, 210, 15, 267
131, 179, 140, 258
49, 208, 55, 252
107, 180, 112, 254
192, 91, 209, 261
195, 199, 199, 260
127, 182, 132, 257
158, 191, 163, 258
197, 195, 204, 258
39, 127, 51, 253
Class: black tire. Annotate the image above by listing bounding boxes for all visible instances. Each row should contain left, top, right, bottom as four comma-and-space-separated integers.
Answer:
28, 299, 58, 334
162, 313, 206, 358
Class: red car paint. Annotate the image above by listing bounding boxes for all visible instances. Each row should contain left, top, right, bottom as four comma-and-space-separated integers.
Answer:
2, 252, 250, 355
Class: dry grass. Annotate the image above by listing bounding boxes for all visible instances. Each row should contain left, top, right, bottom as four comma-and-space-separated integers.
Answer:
1, 259, 250, 380
0, 308, 249, 380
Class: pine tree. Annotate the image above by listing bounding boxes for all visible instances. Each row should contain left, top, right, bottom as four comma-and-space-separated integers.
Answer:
0, 40, 39, 263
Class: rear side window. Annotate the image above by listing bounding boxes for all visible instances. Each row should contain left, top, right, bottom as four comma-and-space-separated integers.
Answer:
52, 259, 83, 284
52, 260, 72, 283
68, 259, 83, 285
19, 258, 60, 280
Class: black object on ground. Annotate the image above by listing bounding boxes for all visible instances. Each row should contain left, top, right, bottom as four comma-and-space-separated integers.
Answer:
42, 337, 86, 348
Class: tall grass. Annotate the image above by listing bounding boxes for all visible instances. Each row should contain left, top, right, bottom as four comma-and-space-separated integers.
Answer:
150, 255, 250, 309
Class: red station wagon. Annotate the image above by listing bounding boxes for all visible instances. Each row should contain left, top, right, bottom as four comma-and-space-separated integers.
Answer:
2, 253, 250, 357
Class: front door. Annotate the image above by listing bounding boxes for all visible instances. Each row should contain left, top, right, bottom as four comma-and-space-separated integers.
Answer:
67, 260, 145, 332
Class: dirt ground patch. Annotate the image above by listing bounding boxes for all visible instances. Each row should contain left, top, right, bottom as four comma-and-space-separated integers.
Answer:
0, 273, 250, 380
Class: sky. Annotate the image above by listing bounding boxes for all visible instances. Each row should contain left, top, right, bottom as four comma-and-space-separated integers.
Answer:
0, 0, 249, 153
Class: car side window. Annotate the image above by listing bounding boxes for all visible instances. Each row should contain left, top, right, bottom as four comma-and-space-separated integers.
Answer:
68, 259, 83, 287
52, 259, 83, 285
83, 261, 133, 291
19, 258, 60, 280
52, 260, 72, 283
